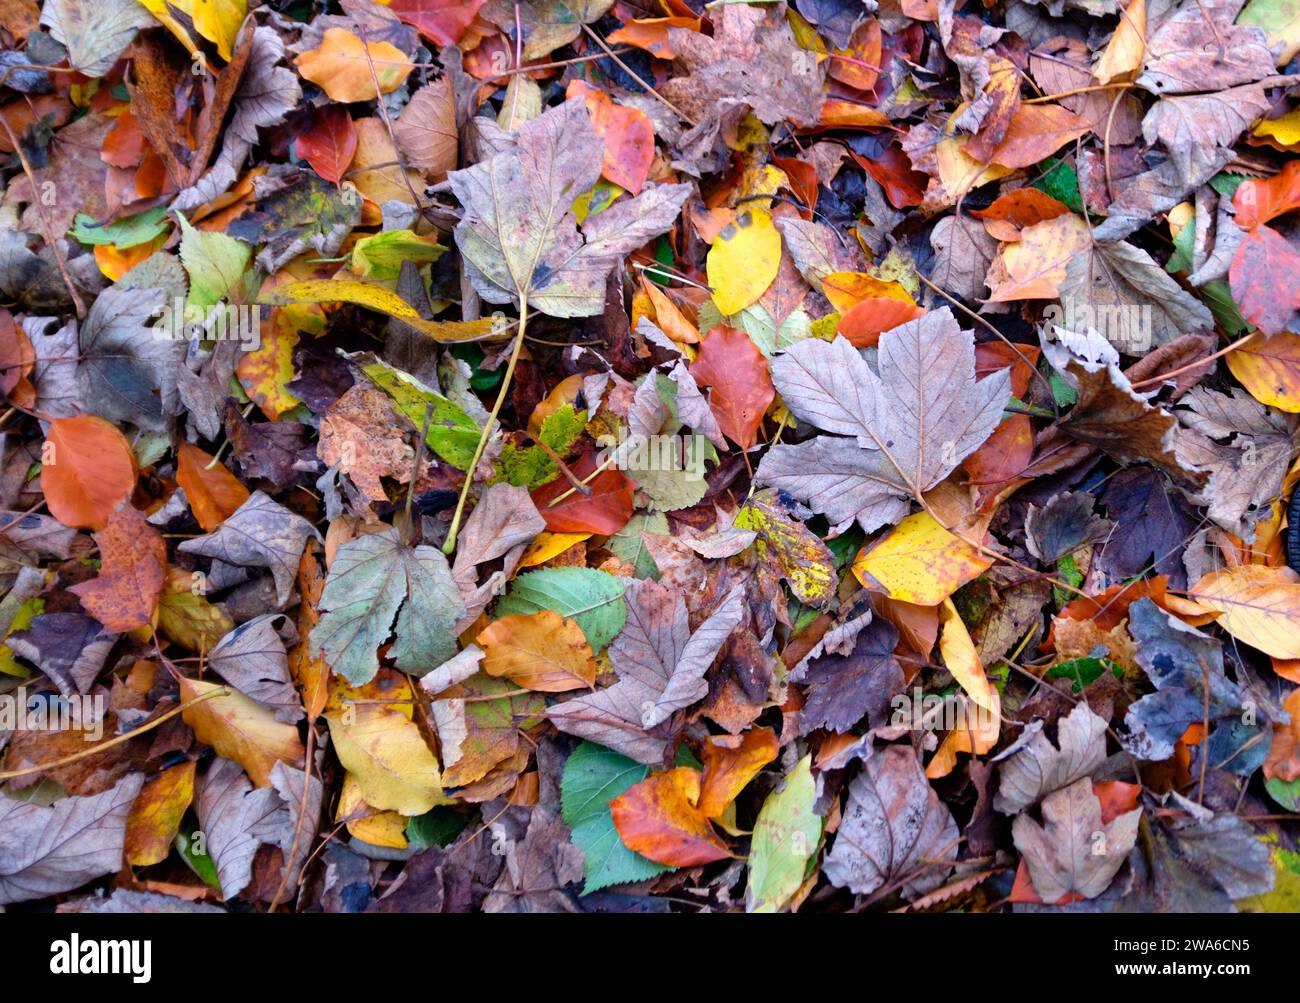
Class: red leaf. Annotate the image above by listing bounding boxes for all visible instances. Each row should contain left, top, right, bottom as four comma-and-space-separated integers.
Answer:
689, 325, 774, 449
388, 0, 487, 47
530, 451, 635, 535
1234, 160, 1300, 230
1229, 224, 1300, 334
566, 80, 655, 194
296, 106, 358, 186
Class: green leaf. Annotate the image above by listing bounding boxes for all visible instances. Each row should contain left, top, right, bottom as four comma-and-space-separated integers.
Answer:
406, 807, 471, 851
495, 404, 589, 489
561, 741, 673, 894
351, 229, 444, 281
310, 528, 466, 684
1201, 279, 1252, 335
606, 512, 667, 578
71, 207, 170, 249
746, 754, 822, 913
1046, 656, 1122, 693
175, 818, 222, 891
358, 356, 481, 470
1266, 776, 1300, 812
1033, 158, 1084, 215
494, 567, 627, 651
177, 213, 251, 310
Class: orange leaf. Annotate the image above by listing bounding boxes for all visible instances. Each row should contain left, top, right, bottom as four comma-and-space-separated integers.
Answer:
389, 0, 486, 47
531, 451, 636, 535
606, 16, 701, 59
970, 188, 1070, 242
177, 442, 251, 532
961, 414, 1033, 508
68, 503, 166, 632
476, 610, 597, 692
690, 325, 774, 449
567, 80, 655, 195
1234, 160, 1300, 230
610, 767, 732, 867
837, 298, 926, 348
1229, 224, 1300, 334
41, 415, 138, 530
988, 105, 1091, 170
697, 728, 779, 818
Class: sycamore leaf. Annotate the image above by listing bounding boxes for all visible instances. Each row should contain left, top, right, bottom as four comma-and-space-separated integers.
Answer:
756, 309, 1011, 534
178, 491, 320, 606
549, 580, 744, 763
1013, 777, 1142, 901
994, 701, 1109, 814
310, 528, 465, 685
448, 98, 691, 318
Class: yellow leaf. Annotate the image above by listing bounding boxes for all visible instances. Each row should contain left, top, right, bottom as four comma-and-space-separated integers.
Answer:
926, 689, 1000, 779
180, 676, 305, 787
137, 0, 202, 58
938, 598, 996, 711
986, 213, 1092, 302
851, 510, 992, 606
1227, 332, 1300, 411
821, 271, 917, 314
1093, 0, 1146, 84
337, 773, 408, 849
1187, 565, 1300, 659
236, 327, 301, 419
192, 0, 247, 62
260, 279, 498, 342
519, 532, 591, 567
125, 761, 196, 866
295, 27, 413, 103
325, 705, 446, 815
707, 208, 782, 315
1255, 108, 1300, 148
935, 134, 1013, 202
476, 610, 597, 692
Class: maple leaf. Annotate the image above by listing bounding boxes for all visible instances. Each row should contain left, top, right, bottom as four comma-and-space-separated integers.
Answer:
310, 528, 466, 685
548, 580, 744, 764
1012, 777, 1142, 902
449, 98, 690, 318
756, 308, 1011, 534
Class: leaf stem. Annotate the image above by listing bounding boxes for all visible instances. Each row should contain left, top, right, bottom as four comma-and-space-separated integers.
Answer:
443, 300, 530, 554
